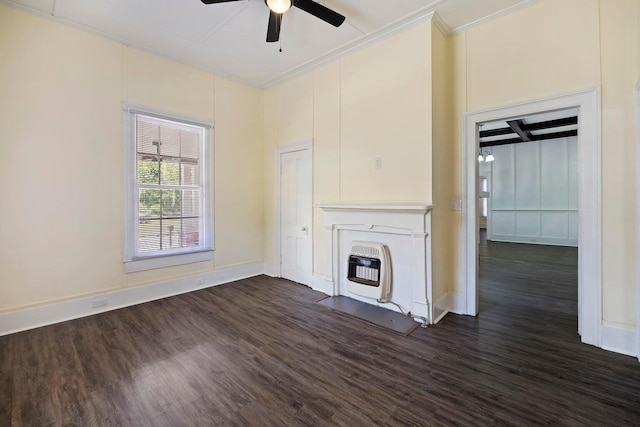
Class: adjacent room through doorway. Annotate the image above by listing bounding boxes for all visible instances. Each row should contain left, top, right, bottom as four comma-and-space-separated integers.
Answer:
476, 109, 580, 339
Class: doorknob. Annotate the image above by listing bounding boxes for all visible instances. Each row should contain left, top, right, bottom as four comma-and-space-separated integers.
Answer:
301, 226, 308, 234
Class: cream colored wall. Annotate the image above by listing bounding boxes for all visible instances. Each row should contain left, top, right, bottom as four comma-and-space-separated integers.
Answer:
447, 32, 467, 297
0, 5, 263, 313
599, 0, 638, 327
448, 0, 639, 327
263, 23, 433, 276
213, 77, 264, 269
0, 6, 124, 310
262, 73, 314, 270
312, 62, 341, 277
465, 0, 601, 111
124, 47, 217, 286
430, 22, 453, 304
339, 24, 431, 202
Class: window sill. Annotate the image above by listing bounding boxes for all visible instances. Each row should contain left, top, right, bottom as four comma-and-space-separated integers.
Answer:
125, 250, 213, 273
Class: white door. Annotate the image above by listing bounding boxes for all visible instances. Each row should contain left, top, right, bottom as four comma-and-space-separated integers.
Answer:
280, 148, 312, 285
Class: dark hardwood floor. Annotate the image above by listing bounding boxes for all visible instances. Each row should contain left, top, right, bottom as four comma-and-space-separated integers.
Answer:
2, 238, 640, 426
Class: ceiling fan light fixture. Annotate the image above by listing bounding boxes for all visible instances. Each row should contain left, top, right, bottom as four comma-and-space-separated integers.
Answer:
266, 0, 292, 14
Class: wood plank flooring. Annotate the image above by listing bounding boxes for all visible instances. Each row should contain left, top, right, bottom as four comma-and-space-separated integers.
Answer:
2, 239, 640, 426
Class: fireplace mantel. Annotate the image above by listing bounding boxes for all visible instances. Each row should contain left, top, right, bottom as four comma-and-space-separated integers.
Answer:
318, 202, 434, 324
316, 203, 433, 213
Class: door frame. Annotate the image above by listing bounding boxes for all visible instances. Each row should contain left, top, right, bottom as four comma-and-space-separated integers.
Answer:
462, 87, 602, 347
635, 79, 640, 361
274, 140, 313, 283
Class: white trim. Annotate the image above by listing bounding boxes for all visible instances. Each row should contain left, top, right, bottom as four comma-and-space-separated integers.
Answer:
601, 324, 637, 357
262, 263, 333, 295
0, 262, 264, 337
0, 0, 256, 88
450, 0, 541, 34
431, 11, 450, 36
319, 204, 433, 322
433, 293, 450, 324
124, 250, 213, 273
635, 79, 640, 361
316, 203, 433, 213
263, 262, 279, 278
488, 235, 578, 247
462, 87, 602, 347
260, 7, 444, 88
433, 291, 467, 324
449, 291, 466, 314
310, 273, 335, 295
1, 0, 543, 90
274, 140, 313, 282
122, 103, 214, 272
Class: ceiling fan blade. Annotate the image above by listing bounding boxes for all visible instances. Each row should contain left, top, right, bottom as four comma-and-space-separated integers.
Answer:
266, 10, 282, 43
294, 0, 345, 27
201, 0, 243, 4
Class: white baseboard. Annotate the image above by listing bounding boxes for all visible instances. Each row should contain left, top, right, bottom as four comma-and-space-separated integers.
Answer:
489, 234, 578, 247
310, 273, 334, 295
433, 291, 466, 324
0, 262, 264, 337
262, 264, 334, 296
449, 291, 466, 314
433, 293, 449, 324
600, 324, 638, 358
410, 300, 429, 323
263, 262, 279, 277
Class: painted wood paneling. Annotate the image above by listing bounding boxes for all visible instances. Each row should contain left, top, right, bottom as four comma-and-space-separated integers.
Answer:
491, 144, 515, 209
515, 142, 540, 210
541, 138, 569, 210
489, 136, 577, 246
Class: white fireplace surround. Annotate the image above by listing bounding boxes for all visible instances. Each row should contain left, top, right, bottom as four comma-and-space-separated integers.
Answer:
318, 203, 434, 323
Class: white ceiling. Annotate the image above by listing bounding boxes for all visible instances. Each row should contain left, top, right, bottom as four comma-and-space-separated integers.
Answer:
3, 0, 539, 87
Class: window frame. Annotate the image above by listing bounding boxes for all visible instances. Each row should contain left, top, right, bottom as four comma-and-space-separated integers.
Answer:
123, 104, 214, 273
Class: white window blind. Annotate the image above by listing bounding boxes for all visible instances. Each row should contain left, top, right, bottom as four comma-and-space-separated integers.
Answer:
124, 106, 213, 272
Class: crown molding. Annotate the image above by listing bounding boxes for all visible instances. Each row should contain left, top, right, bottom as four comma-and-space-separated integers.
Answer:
2, 0, 545, 89
431, 11, 450, 36
259, 2, 447, 88
0, 0, 257, 88
450, 0, 541, 35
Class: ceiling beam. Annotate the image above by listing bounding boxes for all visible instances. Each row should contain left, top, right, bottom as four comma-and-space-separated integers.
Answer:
522, 116, 578, 131
478, 127, 514, 138
506, 119, 532, 142
479, 129, 578, 148
479, 116, 578, 138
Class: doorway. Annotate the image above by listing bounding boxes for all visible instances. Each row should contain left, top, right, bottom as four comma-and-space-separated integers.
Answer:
476, 109, 580, 339
276, 141, 313, 286
462, 88, 602, 347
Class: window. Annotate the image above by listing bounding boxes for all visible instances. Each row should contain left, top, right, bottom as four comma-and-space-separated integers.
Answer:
480, 176, 488, 218
124, 106, 213, 272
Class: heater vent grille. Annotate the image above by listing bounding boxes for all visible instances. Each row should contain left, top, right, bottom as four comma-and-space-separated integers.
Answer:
347, 241, 391, 300
350, 245, 381, 259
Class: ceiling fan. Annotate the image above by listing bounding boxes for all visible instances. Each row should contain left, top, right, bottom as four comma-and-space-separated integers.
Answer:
201, 0, 346, 43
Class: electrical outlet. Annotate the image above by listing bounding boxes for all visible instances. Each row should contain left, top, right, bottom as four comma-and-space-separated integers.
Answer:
196, 278, 205, 285
374, 157, 382, 169
92, 298, 108, 309
450, 199, 462, 211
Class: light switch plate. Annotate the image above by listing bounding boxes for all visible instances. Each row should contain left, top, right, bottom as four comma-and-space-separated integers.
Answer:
450, 199, 462, 211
